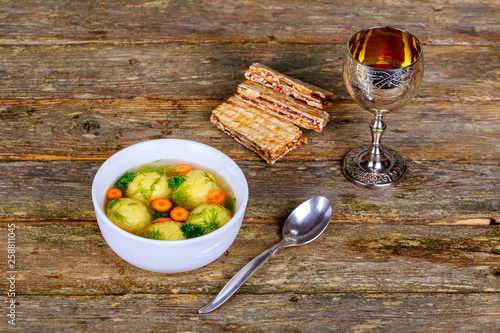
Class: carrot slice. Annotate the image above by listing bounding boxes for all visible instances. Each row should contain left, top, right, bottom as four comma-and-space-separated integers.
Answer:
207, 189, 226, 205
175, 164, 192, 175
151, 198, 172, 212
152, 217, 173, 223
170, 207, 189, 222
106, 188, 122, 199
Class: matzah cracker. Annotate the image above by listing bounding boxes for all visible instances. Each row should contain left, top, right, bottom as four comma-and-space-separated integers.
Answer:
237, 80, 329, 132
210, 95, 307, 164
245, 63, 335, 109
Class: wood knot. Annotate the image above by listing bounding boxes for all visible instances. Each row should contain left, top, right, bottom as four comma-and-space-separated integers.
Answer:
340, 118, 354, 124
26, 107, 36, 116
80, 120, 101, 136
156, 120, 171, 127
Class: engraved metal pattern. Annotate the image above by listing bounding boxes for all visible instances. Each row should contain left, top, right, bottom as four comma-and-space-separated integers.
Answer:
341, 26, 423, 188
343, 55, 423, 115
342, 145, 406, 187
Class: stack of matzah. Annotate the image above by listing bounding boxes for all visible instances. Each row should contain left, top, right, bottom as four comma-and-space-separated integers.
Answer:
210, 63, 335, 164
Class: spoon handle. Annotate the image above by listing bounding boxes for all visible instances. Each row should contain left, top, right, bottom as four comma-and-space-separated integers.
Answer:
198, 245, 279, 313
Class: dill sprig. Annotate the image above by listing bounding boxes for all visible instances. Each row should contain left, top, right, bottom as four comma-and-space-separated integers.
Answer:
190, 206, 224, 233
146, 228, 165, 240
132, 173, 162, 202
169, 181, 192, 207
107, 199, 129, 225
201, 171, 216, 184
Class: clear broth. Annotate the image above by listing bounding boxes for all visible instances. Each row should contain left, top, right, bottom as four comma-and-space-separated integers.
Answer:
104, 160, 236, 215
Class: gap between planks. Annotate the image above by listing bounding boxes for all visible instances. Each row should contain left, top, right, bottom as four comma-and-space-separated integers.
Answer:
0, 38, 498, 47
0, 217, 497, 225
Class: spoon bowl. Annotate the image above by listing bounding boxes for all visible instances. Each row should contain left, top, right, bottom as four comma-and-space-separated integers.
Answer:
199, 197, 332, 313
282, 197, 332, 245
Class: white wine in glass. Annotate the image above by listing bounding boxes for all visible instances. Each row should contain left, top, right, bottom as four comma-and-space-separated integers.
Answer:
343, 26, 423, 188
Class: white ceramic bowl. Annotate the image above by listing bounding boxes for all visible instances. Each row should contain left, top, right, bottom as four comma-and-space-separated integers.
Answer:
92, 139, 248, 273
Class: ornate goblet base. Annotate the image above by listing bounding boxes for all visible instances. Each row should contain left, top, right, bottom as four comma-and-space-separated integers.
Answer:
342, 145, 406, 188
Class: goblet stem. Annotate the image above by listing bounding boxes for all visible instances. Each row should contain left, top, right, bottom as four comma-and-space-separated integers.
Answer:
369, 115, 386, 157
356, 115, 392, 174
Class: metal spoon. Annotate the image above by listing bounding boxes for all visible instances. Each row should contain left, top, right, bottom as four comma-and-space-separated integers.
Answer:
198, 197, 333, 313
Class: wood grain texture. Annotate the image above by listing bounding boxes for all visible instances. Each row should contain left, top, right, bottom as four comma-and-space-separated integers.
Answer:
0, 44, 498, 101
1, 99, 499, 162
0, 159, 498, 221
1, 0, 499, 331
0, 0, 498, 45
0, 222, 499, 295
1, 293, 499, 332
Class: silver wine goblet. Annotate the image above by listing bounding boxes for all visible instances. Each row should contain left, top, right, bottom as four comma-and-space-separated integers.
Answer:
342, 26, 423, 188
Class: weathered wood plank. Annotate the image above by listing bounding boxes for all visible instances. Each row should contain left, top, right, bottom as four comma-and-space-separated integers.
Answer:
2, 293, 500, 332
1, 222, 498, 295
1, 159, 498, 221
0, 99, 498, 162
0, 44, 497, 101
0, 0, 498, 45
0, 159, 498, 221
0, 1, 497, 331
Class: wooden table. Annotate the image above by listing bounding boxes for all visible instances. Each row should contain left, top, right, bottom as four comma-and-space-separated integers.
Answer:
1, 1, 499, 331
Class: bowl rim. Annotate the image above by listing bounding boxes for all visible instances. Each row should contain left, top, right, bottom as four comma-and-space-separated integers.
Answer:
92, 139, 249, 246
